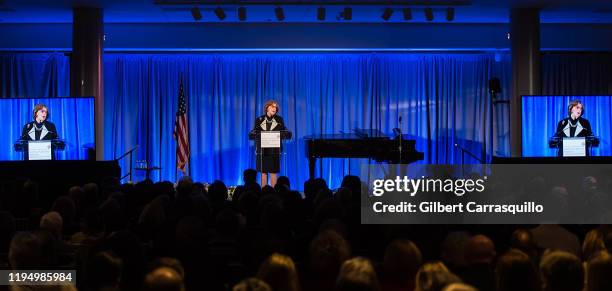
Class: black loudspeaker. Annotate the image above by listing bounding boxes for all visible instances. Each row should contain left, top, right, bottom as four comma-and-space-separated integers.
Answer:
87, 148, 96, 161
489, 78, 501, 94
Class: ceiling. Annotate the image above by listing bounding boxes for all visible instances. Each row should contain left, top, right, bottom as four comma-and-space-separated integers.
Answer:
1, 0, 611, 23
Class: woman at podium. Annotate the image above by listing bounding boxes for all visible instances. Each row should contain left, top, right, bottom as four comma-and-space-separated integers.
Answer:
252, 100, 286, 187
555, 100, 592, 138
20, 104, 58, 141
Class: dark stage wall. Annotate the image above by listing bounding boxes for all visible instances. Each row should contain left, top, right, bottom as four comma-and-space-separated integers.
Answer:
1, 23, 612, 51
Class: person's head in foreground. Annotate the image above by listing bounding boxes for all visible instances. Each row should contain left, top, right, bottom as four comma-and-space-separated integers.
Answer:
586, 251, 612, 291
9, 230, 57, 269
382, 239, 422, 290
257, 253, 300, 291
87, 251, 123, 291
441, 283, 477, 291
233, 278, 272, 291
415, 262, 461, 291
495, 249, 540, 291
336, 257, 380, 291
143, 267, 185, 291
539, 250, 583, 291
465, 234, 496, 265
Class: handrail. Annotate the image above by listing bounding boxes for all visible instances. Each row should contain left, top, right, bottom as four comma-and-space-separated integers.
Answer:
454, 143, 485, 164
115, 145, 138, 182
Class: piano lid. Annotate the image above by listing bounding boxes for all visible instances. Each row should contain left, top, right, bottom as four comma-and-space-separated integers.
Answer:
304, 128, 390, 140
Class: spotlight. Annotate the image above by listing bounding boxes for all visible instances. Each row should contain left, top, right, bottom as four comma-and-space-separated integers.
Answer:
275, 6, 284, 21
382, 8, 393, 21
214, 6, 226, 20
424, 7, 433, 21
190, 7, 202, 21
403, 8, 412, 21
238, 6, 246, 21
342, 7, 352, 20
446, 7, 454, 21
317, 7, 325, 21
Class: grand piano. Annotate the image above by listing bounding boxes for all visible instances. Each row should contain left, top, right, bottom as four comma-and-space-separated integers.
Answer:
304, 129, 424, 179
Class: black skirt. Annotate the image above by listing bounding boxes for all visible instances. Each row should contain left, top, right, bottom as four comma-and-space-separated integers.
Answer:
256, 152, 280, 173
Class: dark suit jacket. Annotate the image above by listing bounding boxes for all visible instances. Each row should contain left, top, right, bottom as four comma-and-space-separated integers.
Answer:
21, 120, 58, 141
252, 114, 286, 132
555, 117, 592, 137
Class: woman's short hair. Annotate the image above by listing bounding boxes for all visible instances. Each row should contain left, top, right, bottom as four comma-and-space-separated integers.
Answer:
568, 100, 584, 116
336, 257, 380, 291
495, 249, 540, 291
257, 253, 300, 291
233, 278, 272, 291
33, 104, 49, 120
586, 251, 612, 291
415, 262, 461, 291
263, 100, 279, 114
539, 250, 583, 291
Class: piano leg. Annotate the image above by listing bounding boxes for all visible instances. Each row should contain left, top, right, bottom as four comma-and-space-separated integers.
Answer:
309, 156, 316, 179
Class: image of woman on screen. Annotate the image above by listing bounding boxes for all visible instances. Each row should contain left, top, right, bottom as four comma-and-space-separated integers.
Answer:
555, 100, 592, 138
21, 104, 58, 141
252, 100, 286, 187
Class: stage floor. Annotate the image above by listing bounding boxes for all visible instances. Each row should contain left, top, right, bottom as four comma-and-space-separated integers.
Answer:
0, 160, 120, 208
492, 156, 612, 164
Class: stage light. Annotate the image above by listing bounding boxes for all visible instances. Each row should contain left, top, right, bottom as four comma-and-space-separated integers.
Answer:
317, 7, 325, 21
446, 7, 454, 21
382, 8, 393, 21
425, 8, 434, 21
190, 7, 202, 21
214, 6, 226, 20
403, 8, 412, 21
275, 6, 285, 21
342, 7, 352, 20
238, 6, 246, 21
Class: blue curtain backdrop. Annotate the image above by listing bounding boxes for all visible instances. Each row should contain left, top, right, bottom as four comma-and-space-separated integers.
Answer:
0, 53, 69, 98
522, 95, 612, 157
103, 53, 511, 188
542, 53, 612, 95
0, 52, 515, 188
4, 52, 612, 187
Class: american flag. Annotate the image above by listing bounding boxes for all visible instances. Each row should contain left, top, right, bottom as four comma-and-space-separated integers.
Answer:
173, 78, 190, 174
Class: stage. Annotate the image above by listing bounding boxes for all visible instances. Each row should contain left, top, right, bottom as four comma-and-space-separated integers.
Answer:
492, 156, 612, 164
0, 160, 120, 209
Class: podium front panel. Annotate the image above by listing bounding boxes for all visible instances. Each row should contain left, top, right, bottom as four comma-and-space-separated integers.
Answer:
562, 137, 586, 157
28, 140, 52, 160
260, 131, 281, 148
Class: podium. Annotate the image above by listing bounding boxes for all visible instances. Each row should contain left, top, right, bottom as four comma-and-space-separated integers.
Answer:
249, 130, 292, 172
548, 136, 600, 157
14, 139, 66, 160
